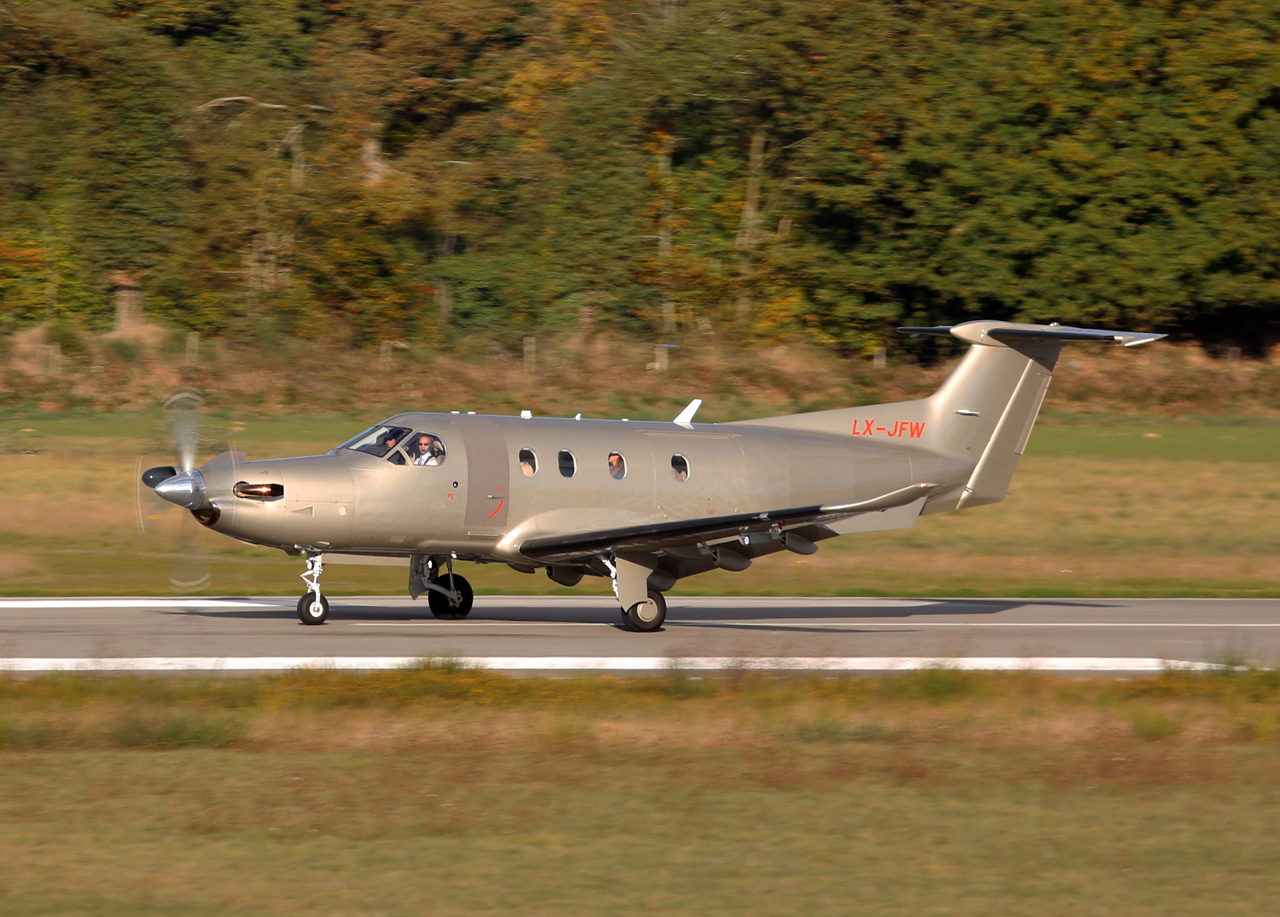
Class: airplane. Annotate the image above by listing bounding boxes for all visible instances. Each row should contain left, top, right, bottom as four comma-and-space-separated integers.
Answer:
141, 320, 1162, 631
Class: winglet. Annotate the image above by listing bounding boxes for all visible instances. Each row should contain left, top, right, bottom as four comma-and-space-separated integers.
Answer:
673, 399, 703, 425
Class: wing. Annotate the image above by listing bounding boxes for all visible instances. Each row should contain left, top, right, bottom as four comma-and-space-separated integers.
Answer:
519, 482, 938, 564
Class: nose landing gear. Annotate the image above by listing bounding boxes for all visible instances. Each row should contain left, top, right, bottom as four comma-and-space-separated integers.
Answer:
297, 552, 329, 625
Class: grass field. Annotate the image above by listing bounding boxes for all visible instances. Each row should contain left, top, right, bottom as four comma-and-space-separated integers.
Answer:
0, 416, 1277, 597
1, 664, 1279, 916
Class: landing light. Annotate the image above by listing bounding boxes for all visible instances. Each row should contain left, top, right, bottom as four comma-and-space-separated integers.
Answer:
233, 482, 284, 499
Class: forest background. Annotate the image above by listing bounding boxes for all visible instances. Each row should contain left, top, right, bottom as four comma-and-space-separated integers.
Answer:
3, 0, 1280, 365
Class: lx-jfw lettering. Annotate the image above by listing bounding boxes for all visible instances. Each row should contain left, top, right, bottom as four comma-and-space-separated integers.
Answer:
851, 419, 926, 439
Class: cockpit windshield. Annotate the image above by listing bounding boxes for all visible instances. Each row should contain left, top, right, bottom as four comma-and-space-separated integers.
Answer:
340, 425, 413, 458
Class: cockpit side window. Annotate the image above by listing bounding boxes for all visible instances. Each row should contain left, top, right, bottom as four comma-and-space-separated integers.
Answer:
344, 425, 413, 458
406, 431, 447, 466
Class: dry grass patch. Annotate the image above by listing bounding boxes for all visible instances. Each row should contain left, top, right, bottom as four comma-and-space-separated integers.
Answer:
3, 663, 1280, 754
2, 667, 1280, 915
5, 324, 1280, 420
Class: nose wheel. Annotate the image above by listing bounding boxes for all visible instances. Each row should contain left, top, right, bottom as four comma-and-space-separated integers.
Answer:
297, 592, 330, 625
297, 552, 330, 625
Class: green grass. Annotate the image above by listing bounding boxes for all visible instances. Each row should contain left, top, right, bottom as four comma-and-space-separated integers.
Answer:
2, 666, 1280, 916
4, 750, 1279, 917
1, 417, 1277, 596
1027, 422, 1280, 462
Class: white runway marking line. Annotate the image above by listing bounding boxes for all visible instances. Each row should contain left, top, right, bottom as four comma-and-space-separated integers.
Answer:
343, 620, 1280, 629
670, 621, 1280, 628
349, 621, 606, 627
0, 656, 1227, 673
0, 599, 283, 609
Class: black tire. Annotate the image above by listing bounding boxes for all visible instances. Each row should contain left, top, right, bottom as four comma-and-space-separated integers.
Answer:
297, 592, 330, 625
622, 589, 666, 632
427, 573, 474, 620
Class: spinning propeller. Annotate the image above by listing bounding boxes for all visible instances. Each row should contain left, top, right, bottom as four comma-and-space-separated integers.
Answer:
136, 391, 217, 592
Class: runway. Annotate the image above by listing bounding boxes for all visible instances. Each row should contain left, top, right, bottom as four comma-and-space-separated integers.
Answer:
1, 595, 1277, 673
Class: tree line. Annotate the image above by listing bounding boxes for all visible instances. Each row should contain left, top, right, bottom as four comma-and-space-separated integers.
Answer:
3, 0, 1279, 356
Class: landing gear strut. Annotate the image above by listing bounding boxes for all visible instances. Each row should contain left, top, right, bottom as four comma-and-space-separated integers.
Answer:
297, 552, 329, 625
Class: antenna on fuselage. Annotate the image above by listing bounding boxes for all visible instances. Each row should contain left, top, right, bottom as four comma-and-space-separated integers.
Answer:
673, 399, 703, 426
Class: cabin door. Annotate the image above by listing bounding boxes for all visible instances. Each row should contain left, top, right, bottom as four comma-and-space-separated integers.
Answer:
456, 419, 510, 530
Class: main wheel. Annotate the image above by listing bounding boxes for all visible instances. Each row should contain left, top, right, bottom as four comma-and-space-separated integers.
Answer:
622, 589, 666, 632
428, 573, 474, 620
297, 592, 330, 625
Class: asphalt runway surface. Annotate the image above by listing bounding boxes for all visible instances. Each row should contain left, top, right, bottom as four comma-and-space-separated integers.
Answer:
1, 595, 1278, 673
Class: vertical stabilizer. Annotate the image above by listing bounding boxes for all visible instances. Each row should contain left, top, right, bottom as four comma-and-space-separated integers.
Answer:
734, 321, 1163, 513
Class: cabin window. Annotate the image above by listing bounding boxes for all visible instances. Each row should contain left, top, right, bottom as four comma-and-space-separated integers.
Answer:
343, 425, 412, 458
558, 449, 576, 478
406, 432, 447, 466
608, 451, 626, 480
671, 454, 689, 481
519, 448, 538, 477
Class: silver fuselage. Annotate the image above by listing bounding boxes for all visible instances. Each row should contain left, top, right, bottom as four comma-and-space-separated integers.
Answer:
196, 413, 969, 563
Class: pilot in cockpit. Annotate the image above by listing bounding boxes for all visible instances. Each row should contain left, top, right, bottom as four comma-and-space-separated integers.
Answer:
409, 433, 445, 466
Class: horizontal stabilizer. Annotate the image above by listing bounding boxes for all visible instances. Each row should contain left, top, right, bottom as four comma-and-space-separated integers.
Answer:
898, 323, 1165, 348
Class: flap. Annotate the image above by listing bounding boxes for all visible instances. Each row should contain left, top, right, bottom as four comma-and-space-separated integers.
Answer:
519, 482, 936, 563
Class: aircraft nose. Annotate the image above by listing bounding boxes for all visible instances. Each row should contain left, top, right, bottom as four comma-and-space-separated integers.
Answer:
154, 470, 206, 509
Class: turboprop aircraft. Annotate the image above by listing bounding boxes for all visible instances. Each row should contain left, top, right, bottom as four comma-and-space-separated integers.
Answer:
141, 320, 1162, 631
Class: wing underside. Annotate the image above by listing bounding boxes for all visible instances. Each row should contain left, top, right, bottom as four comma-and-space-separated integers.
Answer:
519, 482, 938, 565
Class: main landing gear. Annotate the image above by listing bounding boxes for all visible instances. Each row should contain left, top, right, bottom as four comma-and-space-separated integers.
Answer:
605, 554, 668, 633
427, 570, 474, 620
298, 552, 330, 625
409, 554, 475, 620
622, 589, 667, 633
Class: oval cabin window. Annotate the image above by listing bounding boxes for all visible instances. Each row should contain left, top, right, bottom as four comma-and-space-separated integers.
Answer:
519, 448, 537, 477
558, 449, 576, 478
671, 454, 689, 481
608, 452, 626, 480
